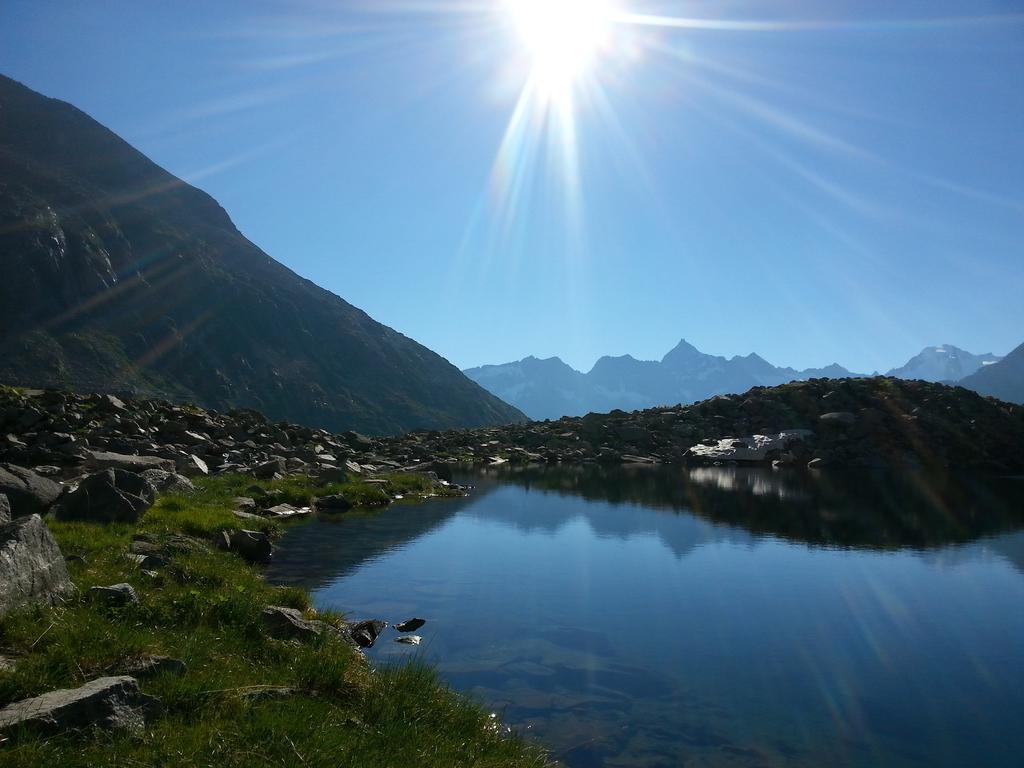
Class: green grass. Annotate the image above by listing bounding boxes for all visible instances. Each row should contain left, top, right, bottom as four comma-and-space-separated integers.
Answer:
0, 475, 551, 768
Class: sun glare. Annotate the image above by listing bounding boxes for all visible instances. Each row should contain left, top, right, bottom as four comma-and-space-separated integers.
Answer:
505, 0, 614, 95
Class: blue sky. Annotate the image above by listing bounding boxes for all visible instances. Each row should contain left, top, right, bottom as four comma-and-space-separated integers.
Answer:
2, 0, 1022, 374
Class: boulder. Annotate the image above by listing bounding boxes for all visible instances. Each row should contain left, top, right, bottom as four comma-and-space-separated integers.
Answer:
175, 454, 209, 477
395, 635, 422, 646
140, 469, 195, 496
0, 515, 74, 617
217, 529, 273, 564
819, 412, 857, 428
686, 430, 814, 464
315, 494, 352, 513
89, 583, 139, 608
0, 493, 10, 524
254, 457, 285, 479
85, 450, 175, 473
261, 606, 342, 642
0, 464, 63, 517
0, 676, 160, 736
56, 469, 156, 523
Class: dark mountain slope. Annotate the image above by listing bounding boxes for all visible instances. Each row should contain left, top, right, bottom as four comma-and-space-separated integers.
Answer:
0, 75, 524, 434
961, 342, 1024, 405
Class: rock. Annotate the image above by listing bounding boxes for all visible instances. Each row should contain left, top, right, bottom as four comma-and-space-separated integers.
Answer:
0, 493, 9, 524
261, 606, 342, 642
0, 676, 160, 736
85, 450, 175, 473
56, 469, 156, 523
119, 655, 187, 678
315, 494, 352, 513
395, 635, 421, 645
0, 464, 63, 517
395, 618, 426, 633
128, 552, 168, 569
0, 515, 75, 617
253, 457, 285, 479
686, 430, 813, 464
140, 469, 195, 495
176, 454, 209, 477
265, 504, 309, 519
89, 583, 139, 607
217, 530, 273, 564
349, 619, 387, 649
819, 412, 857, 427
233, 497, 257, 513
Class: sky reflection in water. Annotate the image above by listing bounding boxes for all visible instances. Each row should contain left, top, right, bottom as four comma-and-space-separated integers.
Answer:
267, 467, 1024, 767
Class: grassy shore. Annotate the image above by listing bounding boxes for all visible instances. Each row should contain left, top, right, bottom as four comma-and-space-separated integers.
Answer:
0, 474, 551, 767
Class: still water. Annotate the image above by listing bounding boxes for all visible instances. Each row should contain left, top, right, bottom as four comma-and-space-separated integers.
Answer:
267, 467, 1024, 767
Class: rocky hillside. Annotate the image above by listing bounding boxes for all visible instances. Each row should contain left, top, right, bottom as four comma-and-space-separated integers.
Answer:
2, 377, 1022, 485
961, 341, 1024, 405
399, 376, 1024, 473
0, 75, 524, 435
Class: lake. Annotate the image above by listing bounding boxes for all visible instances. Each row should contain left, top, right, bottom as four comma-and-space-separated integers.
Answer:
266, 466, 1024, 767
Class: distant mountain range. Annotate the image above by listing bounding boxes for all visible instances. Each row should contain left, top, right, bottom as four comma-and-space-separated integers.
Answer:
465, 340, 1018, 420
885, 345, 1001, 383
0, 75, 525, 434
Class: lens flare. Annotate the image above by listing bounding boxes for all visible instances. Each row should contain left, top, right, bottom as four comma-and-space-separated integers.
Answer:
504, 0, 614, 96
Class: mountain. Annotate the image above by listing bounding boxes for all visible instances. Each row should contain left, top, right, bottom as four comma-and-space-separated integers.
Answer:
464, 339, 865, 420
0, 75, 524, 435
960, 342, 1024, 404
886, 345, 1001, 383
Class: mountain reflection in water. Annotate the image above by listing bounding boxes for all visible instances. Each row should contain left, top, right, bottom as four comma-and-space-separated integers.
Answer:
267, 467, 1024, 768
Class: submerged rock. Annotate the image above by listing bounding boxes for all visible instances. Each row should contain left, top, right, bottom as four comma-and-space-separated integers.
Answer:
0, 676, 160, 736
0, 514, 74, 617
395, 618, 426, 633
394, 635, 422, 646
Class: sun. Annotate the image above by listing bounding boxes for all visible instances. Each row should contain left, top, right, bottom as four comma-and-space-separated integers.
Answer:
504, 0, 615, 96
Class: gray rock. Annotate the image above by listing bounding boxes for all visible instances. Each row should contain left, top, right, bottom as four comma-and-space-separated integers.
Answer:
217, 529, 273, 564
819, 412, 857, 427
0, 464, 63, 518
56, 469, 156, 523
175, 454, 209, 477
89, 583, 139, 607
349, 619, 387, 649
253, 457, 285, 479
0, 676, 160, 736
265, 504, 309, 519
0, 493, 10, 524
394, 635, 422, 645
140, 469, 195, 495
0, 515, 75, 617
315, 494, 352, 513
261, 605, 342, 642
85, 450, 175, 473
119, 655, 187, 678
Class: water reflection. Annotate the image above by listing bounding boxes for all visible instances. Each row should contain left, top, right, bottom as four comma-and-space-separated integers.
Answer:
267, 468, 1024, 768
